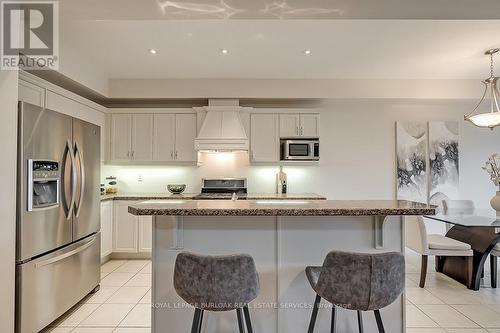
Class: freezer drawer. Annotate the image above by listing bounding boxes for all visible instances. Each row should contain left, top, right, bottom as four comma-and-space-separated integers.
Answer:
16, 233, 101, 333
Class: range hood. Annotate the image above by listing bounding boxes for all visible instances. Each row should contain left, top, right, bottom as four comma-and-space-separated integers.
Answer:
194, 99, 249, 152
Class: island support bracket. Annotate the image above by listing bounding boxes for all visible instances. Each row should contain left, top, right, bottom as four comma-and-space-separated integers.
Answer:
373, 215, 388, 249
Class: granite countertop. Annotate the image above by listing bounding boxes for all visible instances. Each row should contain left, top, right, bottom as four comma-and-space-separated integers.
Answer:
128, 200, 435, 217
101, 193, 326, 201
100, 193, 199, 201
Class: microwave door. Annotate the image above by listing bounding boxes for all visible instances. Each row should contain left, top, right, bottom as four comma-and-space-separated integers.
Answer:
287, 142, 310, 160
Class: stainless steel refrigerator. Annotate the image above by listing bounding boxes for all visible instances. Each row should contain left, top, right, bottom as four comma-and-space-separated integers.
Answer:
16, 102, 101, 333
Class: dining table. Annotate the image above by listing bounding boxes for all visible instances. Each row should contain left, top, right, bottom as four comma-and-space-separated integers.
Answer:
424, 209, 500, 290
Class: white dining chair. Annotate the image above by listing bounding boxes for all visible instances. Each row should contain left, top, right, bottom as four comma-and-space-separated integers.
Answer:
442, 200, 476, 212
406, 215, 473, 288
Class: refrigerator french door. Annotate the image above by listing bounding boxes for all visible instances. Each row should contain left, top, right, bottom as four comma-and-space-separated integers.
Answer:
16, 102, 101, 333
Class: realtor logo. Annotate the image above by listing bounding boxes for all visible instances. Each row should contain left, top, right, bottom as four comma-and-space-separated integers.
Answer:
1, 1, 59, 70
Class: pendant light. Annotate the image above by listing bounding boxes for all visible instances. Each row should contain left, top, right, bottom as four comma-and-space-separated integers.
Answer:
464, 48, 500, 129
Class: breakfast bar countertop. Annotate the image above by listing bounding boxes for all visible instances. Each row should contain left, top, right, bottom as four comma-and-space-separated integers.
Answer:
128, 199, 435, 216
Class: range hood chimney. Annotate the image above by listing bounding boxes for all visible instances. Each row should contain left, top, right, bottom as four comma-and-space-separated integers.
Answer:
194, 99, 249, 152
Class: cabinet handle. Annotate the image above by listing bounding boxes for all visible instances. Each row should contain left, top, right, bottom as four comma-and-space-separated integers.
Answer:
300, 127, 303, 136
131, 151, 135, 158
296, 126, 299, 136
127, 151, 130, 158
175, 151, 178, 160
171, 151, 174, 159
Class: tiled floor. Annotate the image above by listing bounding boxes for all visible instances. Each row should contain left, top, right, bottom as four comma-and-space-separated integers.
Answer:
44, 251, 500, 332
405, 250, 500, 333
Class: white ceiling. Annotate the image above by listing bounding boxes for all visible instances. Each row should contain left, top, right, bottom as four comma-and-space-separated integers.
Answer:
61, 19, 500, 80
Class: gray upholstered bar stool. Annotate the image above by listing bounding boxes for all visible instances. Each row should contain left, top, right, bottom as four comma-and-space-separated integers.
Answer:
174, 252, 260, 333
306, 251, 405, 333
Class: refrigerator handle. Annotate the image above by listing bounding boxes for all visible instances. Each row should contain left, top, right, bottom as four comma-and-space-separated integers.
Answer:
61, 140, 77, 219
74, 142, 85, 218
34, 235, 96, 268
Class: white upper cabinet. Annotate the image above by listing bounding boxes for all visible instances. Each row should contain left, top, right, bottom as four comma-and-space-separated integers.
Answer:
250, 114, 279, 162
279, 114, 300, 137
279, 113, 319, 138
111, 114, 132, 161
174, 113, 197, 162
132, 114, 154, 161
110, 111, 197, 163
153, 114, 175, 161
153, 113, 197, 162
299, 114, 320, 137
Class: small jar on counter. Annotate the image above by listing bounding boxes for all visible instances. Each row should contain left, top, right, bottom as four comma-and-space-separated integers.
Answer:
105, 176, 118, 194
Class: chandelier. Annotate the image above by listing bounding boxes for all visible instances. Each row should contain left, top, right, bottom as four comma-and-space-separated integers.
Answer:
464, 48, 500, 129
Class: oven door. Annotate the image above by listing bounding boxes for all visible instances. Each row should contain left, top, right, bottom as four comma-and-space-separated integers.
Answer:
282, 140, 317, 160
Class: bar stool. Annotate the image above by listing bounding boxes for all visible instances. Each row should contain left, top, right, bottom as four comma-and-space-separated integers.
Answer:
174, 252, 260, 333
306, 251, 405, 333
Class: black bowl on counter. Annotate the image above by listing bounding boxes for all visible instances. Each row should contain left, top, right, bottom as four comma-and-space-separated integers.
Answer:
167, 184, 186, 194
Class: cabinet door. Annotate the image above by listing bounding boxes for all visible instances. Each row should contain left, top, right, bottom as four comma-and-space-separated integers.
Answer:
138, 216, 152, 253
300, 114, 320, 137
100, 201, 113, 258
279, 114, 300, 138
250, 114, 279, 162
153, 114, 175, 161
111, 114, 132, 161
113, 201, 138, 253
132, 114, 153, 161
174, 113, 197, 162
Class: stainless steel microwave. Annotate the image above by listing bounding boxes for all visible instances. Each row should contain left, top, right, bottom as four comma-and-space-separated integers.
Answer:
281, 139, 319, 161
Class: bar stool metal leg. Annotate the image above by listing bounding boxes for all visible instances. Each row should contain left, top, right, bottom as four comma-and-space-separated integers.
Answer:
357, 311, 364, 333
308, 294, 321, 333
198, 310, 204, 333
191, 309, 202, 333
236, 308, 245, 333
243, 305, 254, 333
374, 310, 385, 333
330, 305, 336, 333
491, 255, 497, 288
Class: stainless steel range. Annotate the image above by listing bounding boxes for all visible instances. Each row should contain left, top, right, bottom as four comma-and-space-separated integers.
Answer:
193, 178, 247, 200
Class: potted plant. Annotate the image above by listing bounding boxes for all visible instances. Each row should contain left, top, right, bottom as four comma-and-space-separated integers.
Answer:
483, 154, 500, 216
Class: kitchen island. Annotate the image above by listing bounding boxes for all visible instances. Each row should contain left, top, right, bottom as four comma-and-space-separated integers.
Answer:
129, 200, 434, 333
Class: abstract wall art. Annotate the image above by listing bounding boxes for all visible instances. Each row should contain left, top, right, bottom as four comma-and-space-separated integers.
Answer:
396, 122, 428, 203
396, 121, 459, 205
428, 121, 460, 205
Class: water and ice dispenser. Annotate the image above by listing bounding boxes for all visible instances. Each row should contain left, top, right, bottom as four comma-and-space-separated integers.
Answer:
28, 160, 60, 211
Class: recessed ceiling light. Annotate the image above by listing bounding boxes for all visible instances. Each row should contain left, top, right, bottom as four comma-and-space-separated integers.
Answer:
148, 49, 157, 54
220, 49, 229, 54
303, 50, 312, 55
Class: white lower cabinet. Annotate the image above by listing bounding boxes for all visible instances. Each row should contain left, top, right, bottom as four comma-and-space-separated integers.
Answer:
112, 200, 152, 254
138, 216, 153, 253
100, 201, 113, 258
113, 201, 138, 253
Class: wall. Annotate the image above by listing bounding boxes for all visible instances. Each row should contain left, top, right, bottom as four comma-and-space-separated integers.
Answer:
103, 99, 500, 206
0, 69, 18, 333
